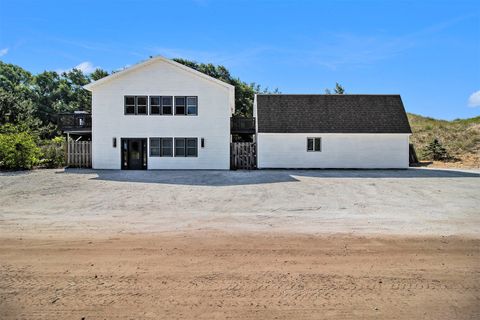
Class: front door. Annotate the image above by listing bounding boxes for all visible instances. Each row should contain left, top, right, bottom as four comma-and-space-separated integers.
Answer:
121, 138, 147, 170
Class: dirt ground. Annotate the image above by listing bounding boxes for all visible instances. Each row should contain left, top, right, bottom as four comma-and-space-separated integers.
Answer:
1, 234, 479, 319
1, 168, 479, 319
422, 153, 480, 170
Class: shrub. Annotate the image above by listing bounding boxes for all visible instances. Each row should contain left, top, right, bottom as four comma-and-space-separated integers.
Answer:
422, 138, 449, 161
0, 129, 41, 170
40, 136, 65, 168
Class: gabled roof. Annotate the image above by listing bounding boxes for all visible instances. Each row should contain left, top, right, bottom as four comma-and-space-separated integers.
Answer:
255, 94, 412, 134
84, 56, 235, 91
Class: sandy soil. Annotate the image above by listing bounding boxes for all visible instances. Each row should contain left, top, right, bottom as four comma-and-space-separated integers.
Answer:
1, 233, 479, 320
1, 169, 479, 319
425, 153, 480, 169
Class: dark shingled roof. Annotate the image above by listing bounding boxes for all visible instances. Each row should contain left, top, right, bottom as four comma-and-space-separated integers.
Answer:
256, 94, 412, 134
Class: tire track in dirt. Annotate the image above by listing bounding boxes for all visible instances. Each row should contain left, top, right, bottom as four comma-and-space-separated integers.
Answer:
1, 234, 479, 319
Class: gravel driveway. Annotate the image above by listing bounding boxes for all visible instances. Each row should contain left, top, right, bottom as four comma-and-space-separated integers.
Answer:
0, 168, 479, 237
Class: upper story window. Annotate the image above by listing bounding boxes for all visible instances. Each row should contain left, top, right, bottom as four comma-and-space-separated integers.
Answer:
124, 95, 197, 116
307, 137, 322, 152
125, 96, 148, 115
174, 96, 197, 115
186, 97, 198, 115
175, 97, 185, 115
162, 96, 173, 115
150, 96, 161, 115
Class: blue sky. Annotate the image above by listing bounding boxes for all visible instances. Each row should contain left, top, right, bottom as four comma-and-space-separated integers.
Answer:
0, 0, 479, 120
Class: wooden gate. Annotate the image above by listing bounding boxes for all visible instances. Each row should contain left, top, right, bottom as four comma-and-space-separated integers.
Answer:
231, 142, 256, 170
66, 140, 92, 168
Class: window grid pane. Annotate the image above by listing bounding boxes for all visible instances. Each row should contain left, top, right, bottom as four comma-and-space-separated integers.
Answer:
137, 96, 147, 105
315, 138, 321, 151
175, 96, 186, 115
137, 96, 148, 115
150, 138, 161, 157
125, 96, 135, 105
186, 97, 197, 115
125, 96, 135, 115
125, 105, 135, 114
175, 138, 186, 157
186, 138, 198, 157
150, 96, 161, 115
162, 96, 173, 115
307, 138, 314, 151
160, 138, 173, 157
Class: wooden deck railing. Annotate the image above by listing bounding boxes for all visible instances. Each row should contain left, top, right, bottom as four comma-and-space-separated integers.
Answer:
231, 117, 256, 134
58, 113, 92, 132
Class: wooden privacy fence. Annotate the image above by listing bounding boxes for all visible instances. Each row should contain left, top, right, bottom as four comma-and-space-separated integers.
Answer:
66, 140, 92, 168
231, 142, 256, 170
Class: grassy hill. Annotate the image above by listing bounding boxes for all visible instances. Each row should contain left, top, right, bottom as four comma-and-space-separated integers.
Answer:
408, 113, 480, 167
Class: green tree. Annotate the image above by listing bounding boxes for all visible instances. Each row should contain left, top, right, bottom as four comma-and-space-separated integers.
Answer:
334, 82, 345, 94
423, 138, 449, 161
0, 124, 41, 170
0, 62, 94, 138
90, 68, 109, 81
40, 136, 65, 168
0, 62, 38, 127
325, 83, 345, 94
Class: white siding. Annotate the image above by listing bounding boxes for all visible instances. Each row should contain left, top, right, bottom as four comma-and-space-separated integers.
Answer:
91, 59, 233, 169
257, 133, 410, 169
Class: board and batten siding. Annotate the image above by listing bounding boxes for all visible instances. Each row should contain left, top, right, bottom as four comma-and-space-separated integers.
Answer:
90, 59, 234, 169
257, 133, 410, 169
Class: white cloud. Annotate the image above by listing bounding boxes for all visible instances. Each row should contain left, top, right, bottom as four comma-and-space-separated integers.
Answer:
468, 90, 480, 108
57, 61, 99, 74
73, 61, 98, 73
0, 48, 9, 57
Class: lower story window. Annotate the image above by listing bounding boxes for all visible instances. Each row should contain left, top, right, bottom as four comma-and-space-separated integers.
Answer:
150, 138, 173, 157
174, 138, 198, 157
150, 138, 160, 156
307, 137, 321, 152
160, 138, 173, 156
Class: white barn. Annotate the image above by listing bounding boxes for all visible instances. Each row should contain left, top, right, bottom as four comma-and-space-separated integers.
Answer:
84, 56, 235, 170
254, 94, 412, 169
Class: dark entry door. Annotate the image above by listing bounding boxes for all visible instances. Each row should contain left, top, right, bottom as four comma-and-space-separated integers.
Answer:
121, 138, 147, 170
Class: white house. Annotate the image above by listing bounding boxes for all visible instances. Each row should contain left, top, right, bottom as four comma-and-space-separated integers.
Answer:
84, 56, 235, 170
83, 56, 412, 170
254, 94, 412, 169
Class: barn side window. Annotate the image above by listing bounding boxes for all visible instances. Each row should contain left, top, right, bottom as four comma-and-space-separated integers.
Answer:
307, 138, 321, 152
